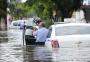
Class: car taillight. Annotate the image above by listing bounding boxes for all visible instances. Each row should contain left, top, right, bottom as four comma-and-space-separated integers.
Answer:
51, 40, 59, 48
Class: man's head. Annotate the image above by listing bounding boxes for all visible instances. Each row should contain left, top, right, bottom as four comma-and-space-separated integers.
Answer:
38, 22, 45, 28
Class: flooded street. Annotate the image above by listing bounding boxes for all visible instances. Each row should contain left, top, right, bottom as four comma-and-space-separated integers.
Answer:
0, 29, 23, 62
0, 29, 90, 62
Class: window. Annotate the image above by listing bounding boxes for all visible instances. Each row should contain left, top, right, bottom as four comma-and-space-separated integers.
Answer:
47, 27, 52, 38
55, 26, 90, 36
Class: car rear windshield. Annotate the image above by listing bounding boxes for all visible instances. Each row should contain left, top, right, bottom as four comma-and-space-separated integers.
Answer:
25, 20, 36, 26
55, 26, 90, 36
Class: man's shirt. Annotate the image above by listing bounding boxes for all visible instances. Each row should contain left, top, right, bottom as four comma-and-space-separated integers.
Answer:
33, 27, 49, 42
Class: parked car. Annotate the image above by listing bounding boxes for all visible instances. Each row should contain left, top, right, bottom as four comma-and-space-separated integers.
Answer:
8, 20, 27, 29
24, 18, 39, 45
8, 21, 20, 29
45, 23, 90, 48
26, 18, 36, 26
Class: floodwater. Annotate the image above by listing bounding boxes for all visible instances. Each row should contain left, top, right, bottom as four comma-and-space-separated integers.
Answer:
0, 29, 90, 62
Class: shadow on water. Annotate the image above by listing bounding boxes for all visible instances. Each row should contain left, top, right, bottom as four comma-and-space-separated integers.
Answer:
0, 31, 8, 43
23, 45, 53, 62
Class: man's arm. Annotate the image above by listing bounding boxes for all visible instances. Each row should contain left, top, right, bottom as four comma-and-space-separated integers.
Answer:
33, 30, 37, 36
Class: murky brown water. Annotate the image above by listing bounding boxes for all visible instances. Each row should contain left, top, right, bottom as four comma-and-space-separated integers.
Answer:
0, 29, 90, 62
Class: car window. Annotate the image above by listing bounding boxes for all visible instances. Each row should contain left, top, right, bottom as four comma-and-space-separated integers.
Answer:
25, 20, 36, 26
47, 27, 52, 38
55, 26, 90, 36
13, 22, 18, 26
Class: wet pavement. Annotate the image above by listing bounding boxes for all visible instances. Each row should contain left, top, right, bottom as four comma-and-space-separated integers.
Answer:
0, 29, 90, 62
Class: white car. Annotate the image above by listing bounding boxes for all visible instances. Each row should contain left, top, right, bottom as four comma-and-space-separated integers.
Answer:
26, 18, 36, 26
8, 21, 20, 29
8, 20, 28, 29
45, 23, 90, 48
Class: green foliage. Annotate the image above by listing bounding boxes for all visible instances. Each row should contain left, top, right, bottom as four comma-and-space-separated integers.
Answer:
25, 0, 54, 19
10, 0, 83, 22
25, 0, 83, 20
16, 3, 31, 17
9, 2, 35, 19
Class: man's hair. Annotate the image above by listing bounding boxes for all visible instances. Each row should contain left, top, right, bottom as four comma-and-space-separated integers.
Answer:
40, 22, 45, 27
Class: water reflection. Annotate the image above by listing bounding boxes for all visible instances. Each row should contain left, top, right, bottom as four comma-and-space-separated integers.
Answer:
0, 31, 8, 43
23, 45, 53, 62
0, 29, 23, 62
0, 38, 8, 43
0, 44, 23, 62
23, 45, 90, 62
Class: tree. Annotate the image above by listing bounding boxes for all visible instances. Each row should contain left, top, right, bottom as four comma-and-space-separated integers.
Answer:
0, 0, 7, 30
0, 0, 7, 19
25, 0, 83, 22
52, 0, 84, 21
25, 0, 54, 19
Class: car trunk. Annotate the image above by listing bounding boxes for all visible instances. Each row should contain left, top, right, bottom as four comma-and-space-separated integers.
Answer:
54, 35, 90, 47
